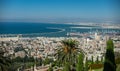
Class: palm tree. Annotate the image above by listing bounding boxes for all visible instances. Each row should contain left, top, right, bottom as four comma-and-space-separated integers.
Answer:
0, 49, 11, 71
55, 39, 80, 71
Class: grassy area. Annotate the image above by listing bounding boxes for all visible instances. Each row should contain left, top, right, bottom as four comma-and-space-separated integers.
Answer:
117, 64, 120, 71
93, 68, 103, 71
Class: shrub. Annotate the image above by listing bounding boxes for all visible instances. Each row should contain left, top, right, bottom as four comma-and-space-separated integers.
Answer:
90, 64, 103, 69
115, 58, 120, 64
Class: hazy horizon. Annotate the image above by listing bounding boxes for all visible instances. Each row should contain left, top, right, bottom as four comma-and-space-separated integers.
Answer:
0, 0, 120, 24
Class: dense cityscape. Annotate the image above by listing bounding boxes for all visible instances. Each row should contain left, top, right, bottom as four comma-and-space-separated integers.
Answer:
0, 31, 120, 71
0, 0, 120, 71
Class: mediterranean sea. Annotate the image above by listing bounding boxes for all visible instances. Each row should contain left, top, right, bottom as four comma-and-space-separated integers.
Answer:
0, 22, 120, 37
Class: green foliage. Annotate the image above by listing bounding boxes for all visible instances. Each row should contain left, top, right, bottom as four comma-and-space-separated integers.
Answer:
85, 57, 89, 71
0, 50, 11, 71
117, 64, 120, 71
11, 56, 41, 70
43, 57, 53, 65
13, 56, 34, 62
13, 56, 23, 62
7, 63, 22, 71
24, 62, 34, 69
36, 58, 42, 66
61, 39, 79, 48
48, 66, 53, 71
76, 53, 84, 71
50, 61, 59, 68
103, 39, 116, 71
63, 62, 70, 71
101, 56, 104, 64
115, 58, 120, 64
91, 56, 94, 64
106, 39, 114, 51
55, 39, 80, 70
96, 56, 99, 64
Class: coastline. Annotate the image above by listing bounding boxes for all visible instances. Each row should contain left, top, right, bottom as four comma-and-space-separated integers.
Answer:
0, 22, 120, 37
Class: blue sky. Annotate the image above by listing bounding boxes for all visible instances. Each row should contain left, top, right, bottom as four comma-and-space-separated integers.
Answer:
0, 0, 119, 22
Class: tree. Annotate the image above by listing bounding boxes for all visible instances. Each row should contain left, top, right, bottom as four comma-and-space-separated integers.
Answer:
43, 57, 53, 65
96, 56, 99, 64
0, 49, 11, 71
55, 39, 80, 71
91, 56, 94, 64
36, 58, 42, 66
101, 56, 104, 63
63, 62, 70, 71
85, 57, 88, 71
103, 39, 116, 71
76, 53, 84, 71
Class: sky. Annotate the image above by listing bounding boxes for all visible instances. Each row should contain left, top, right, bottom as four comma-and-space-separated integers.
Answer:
0, 0, 120, 23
